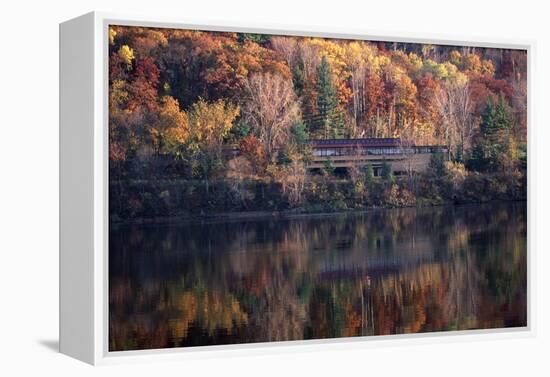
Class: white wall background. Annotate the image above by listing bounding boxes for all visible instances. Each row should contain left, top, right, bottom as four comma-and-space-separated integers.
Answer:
0, 0, 547, 375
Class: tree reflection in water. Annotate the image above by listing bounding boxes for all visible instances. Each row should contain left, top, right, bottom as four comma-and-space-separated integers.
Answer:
109, 202, 527, 351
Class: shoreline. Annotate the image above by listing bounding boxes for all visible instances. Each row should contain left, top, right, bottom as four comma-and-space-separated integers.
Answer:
110, 198, 526, 227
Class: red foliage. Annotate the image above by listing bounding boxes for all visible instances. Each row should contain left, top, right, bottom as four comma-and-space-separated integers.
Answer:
469, 75, 513, 113
478, 76, 513, 98
127, 57, 161, 112
417, 74, 439, 122
239, 135, 265, 167
109, 142, 127, 163
134, 57, 160, 87
109, 53, 126, 81
365, 74, 385, 120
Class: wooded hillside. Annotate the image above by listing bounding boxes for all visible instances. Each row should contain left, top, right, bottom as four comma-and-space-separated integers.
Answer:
108, 26, 527, 221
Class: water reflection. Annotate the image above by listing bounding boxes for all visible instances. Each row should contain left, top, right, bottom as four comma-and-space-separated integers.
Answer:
109, 202, 527, 351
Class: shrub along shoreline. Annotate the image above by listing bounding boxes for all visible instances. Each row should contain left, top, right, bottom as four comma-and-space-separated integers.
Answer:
110, 166, 526, 225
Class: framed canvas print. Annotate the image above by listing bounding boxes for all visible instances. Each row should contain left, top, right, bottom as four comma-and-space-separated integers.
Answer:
60, 12, 533, 365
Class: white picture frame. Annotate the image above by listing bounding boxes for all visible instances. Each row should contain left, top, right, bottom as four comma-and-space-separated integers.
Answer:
60, 11, 535, 365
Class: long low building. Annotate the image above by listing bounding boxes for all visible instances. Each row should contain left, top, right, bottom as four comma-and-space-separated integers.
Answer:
308, 138, 447, 175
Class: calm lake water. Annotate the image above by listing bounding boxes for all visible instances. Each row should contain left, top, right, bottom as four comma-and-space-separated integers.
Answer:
109, 202, 527, 351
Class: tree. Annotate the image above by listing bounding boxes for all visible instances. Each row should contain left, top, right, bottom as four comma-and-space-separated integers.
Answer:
274, 159, 307, 206
186, 98, 240, 180
382, 63, 418, 138
188, 98, 240, 155
127, 57, 161, 112
238, 33, 270, 44
117, 45, 135, 67
108, 28, 117, 45
266, 146, 307, 206
434, 80, 473, 161
243, 72, 300, 160
468, 95, 513, 172
344, 42, 369, 135
315, 56, 345, 139
290, 120, 309, 149
381, 160, 394, 183
239, 135, 265, 173
364, 164, 375, 187
416, 74, 439, 142
480, 94, 512, 140
271, 36, 298, 70
150, 96, 188, 155
323, 157, 335, 176
452, 81, 474, 162
294, 41, 321, 130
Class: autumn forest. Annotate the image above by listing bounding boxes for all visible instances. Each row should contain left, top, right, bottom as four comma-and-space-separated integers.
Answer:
108, 25, 527, 221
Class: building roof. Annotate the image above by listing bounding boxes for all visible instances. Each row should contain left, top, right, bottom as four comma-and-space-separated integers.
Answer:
308, 138, 401, 148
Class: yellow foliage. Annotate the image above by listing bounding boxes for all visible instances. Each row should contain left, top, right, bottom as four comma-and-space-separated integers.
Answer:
462, 54, 482, 73
308, 38, 347, 72
481, 59, 495, 76
344, 41, 364, 69
507, 136, 520, 161
188, 98, 240, 147
305, 38, 353, 103
109, 28, 117, 45
117, 45, 135, 66
445, 161, 467, 191
453, 72, 469, 86
109, 79, 128, 108
450, 50, 461, 65
442, 62, 458, 77
408, 53, 423, 73
423, 59, 449, 80
151, 96, 189, 153
145, 29, 168, 47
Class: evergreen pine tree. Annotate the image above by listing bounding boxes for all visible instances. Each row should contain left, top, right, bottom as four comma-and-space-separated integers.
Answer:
480, 97, 497, 138
381, 160, 394, 183
468, 94, 513, 172
494, 94, 512, 132
291, 120, 309, 146
481, 94, 511, 141
292, 60, 305, 97
323, 157, 335, 176
316, 56, 345, 139
364, 164, 375, 188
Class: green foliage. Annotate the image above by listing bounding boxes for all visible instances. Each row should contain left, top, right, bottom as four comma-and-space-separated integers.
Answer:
468, 141, 491, 172
230, 121, 251, 141
381, 161, 394, 184
291, 62, 305, 96
238, 33, 270, 44
468, 95, 515, 172
276, 149, 293, 166
518, 142, 527, 169
364, 164, 374, 187
291, 120, 309, 146
323, 157, 335, 176
480, 95, 512, 140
